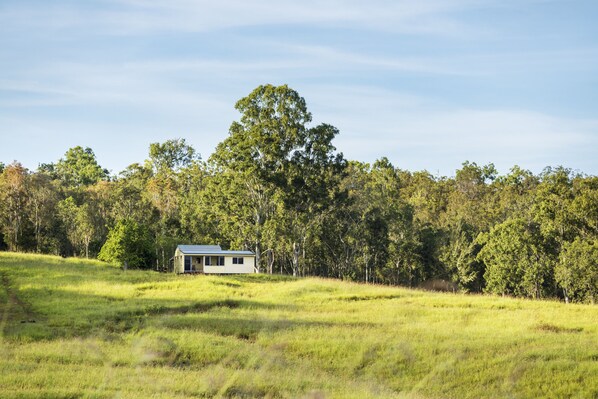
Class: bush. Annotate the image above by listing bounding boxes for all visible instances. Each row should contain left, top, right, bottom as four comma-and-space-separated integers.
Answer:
98, 220, 154, 268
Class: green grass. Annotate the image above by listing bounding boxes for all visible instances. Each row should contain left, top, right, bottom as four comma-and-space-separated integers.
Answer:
0, 252, 596, 399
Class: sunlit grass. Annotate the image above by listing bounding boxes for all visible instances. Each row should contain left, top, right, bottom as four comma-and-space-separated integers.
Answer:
0, 252, 596, 398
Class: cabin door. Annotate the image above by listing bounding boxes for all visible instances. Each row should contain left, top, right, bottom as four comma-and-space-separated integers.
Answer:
184, 256, 192, 272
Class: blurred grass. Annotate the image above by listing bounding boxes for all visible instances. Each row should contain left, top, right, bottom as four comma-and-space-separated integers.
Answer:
0, 251, 596, 398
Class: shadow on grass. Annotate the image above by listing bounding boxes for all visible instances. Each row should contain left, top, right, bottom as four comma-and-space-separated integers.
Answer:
335, 294, 404, 302
104, 297, 301, 335
2, 283, 344, 343
100, 295, 373, 341
221, 274, 297, 284
156, 314, 346, 342
2, 283, 377, 344
535, 323, 583, 333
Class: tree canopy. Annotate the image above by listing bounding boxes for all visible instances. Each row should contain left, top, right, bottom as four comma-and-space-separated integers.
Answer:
55, 146, 108, 187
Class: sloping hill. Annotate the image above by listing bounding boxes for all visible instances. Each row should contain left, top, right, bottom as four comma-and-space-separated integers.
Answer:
0, 252, 596, 398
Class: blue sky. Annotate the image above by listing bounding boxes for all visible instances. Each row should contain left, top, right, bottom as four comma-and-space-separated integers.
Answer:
1, 0, 597, 176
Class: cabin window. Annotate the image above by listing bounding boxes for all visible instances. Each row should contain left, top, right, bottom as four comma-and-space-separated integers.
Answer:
233, 257, 244, 265
205, 256, 224, 266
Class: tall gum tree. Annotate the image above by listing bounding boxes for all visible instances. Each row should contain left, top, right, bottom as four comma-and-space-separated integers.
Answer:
210, 84, 346, 273
0, 162, 29, 251
55, 146, 108, 189
145, 139, 200, 269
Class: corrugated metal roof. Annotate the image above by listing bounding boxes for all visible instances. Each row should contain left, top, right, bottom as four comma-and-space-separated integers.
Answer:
210, 250, 255, 256
177, 245, 254, 256
178, 245, 221, 253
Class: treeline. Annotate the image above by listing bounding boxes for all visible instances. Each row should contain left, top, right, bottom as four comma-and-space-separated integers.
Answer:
0, 84, 596, 303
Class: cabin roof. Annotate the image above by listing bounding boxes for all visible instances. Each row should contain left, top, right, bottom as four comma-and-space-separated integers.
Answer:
177, 245, 254, 256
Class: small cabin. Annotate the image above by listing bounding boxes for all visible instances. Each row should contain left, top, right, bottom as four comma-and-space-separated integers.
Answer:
173, 245, 255, 274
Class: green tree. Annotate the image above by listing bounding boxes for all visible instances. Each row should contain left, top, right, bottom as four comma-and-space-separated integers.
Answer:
212, 84, 312, 185
111, 163, 153, 224
570, 176, 598, 238
493, 165, 538, 222
148, 138, 199, 174
0, 162, 30, 251
57, 197, 96, 257
436, 162, 500, 291
533, 167, 577, 245
211, 84, 344, 272
98, 219, 154, 268
146, 172, 181, 268
145, 139, 200, 269
440, 220, 484, 292
76, 203, 96, 258
178, 161, 217, 245
477, 218, 554, 298
27, 172, 59, 253
283, 123, 347, 277
57, 197, 78, 255
55, 146, 108, 188
399, 170, 448, 227
556, 237, 597, 303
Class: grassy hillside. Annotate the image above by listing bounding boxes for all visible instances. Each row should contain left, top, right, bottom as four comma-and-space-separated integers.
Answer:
0, 252, 596, 399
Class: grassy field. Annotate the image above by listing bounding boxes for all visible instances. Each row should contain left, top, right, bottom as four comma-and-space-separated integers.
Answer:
0, 252, 596, 398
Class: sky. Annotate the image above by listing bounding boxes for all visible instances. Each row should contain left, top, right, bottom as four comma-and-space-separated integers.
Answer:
1, 0, 597, 177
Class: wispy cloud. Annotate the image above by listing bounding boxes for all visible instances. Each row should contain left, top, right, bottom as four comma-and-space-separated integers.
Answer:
0, 0, 484, 36
305, 85, 598, 174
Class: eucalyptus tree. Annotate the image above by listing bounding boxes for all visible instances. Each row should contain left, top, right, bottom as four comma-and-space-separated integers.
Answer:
445, 161, 498, 232
55, 146, 108, 189
178, 160, 216, 244
552, 175, 598, 303
533, 167, 578, 247
440, 220, 483, 291
570, 175, 598, 238
148, 138, 199, 175
399, 170, 448, 227
27, 171, 59, 253
84, 180, 114, 255
321, 161, 368, 280
57, 196, 96, 258
350, 159, 398, 283
493, 165, 538, 222
477, 218, 555, 298
211, 84, 346, 273
146, 139, 200, 269
283, 123, 347, 276
436, 162, 499, 289
0, 162, 29, 251
111, 163, 154, 224
556, 237, 597, 303
200, 168, 280, 273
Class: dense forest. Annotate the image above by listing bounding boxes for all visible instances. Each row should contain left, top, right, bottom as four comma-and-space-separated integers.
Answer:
0, 85, 596, 303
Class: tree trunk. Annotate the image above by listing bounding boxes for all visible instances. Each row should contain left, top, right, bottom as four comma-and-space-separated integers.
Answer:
301, 236, 306, 277
267, 249, 274, 274
34, 202, 40, 253
292, 242, 299, 277
255, 242, 261, 273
